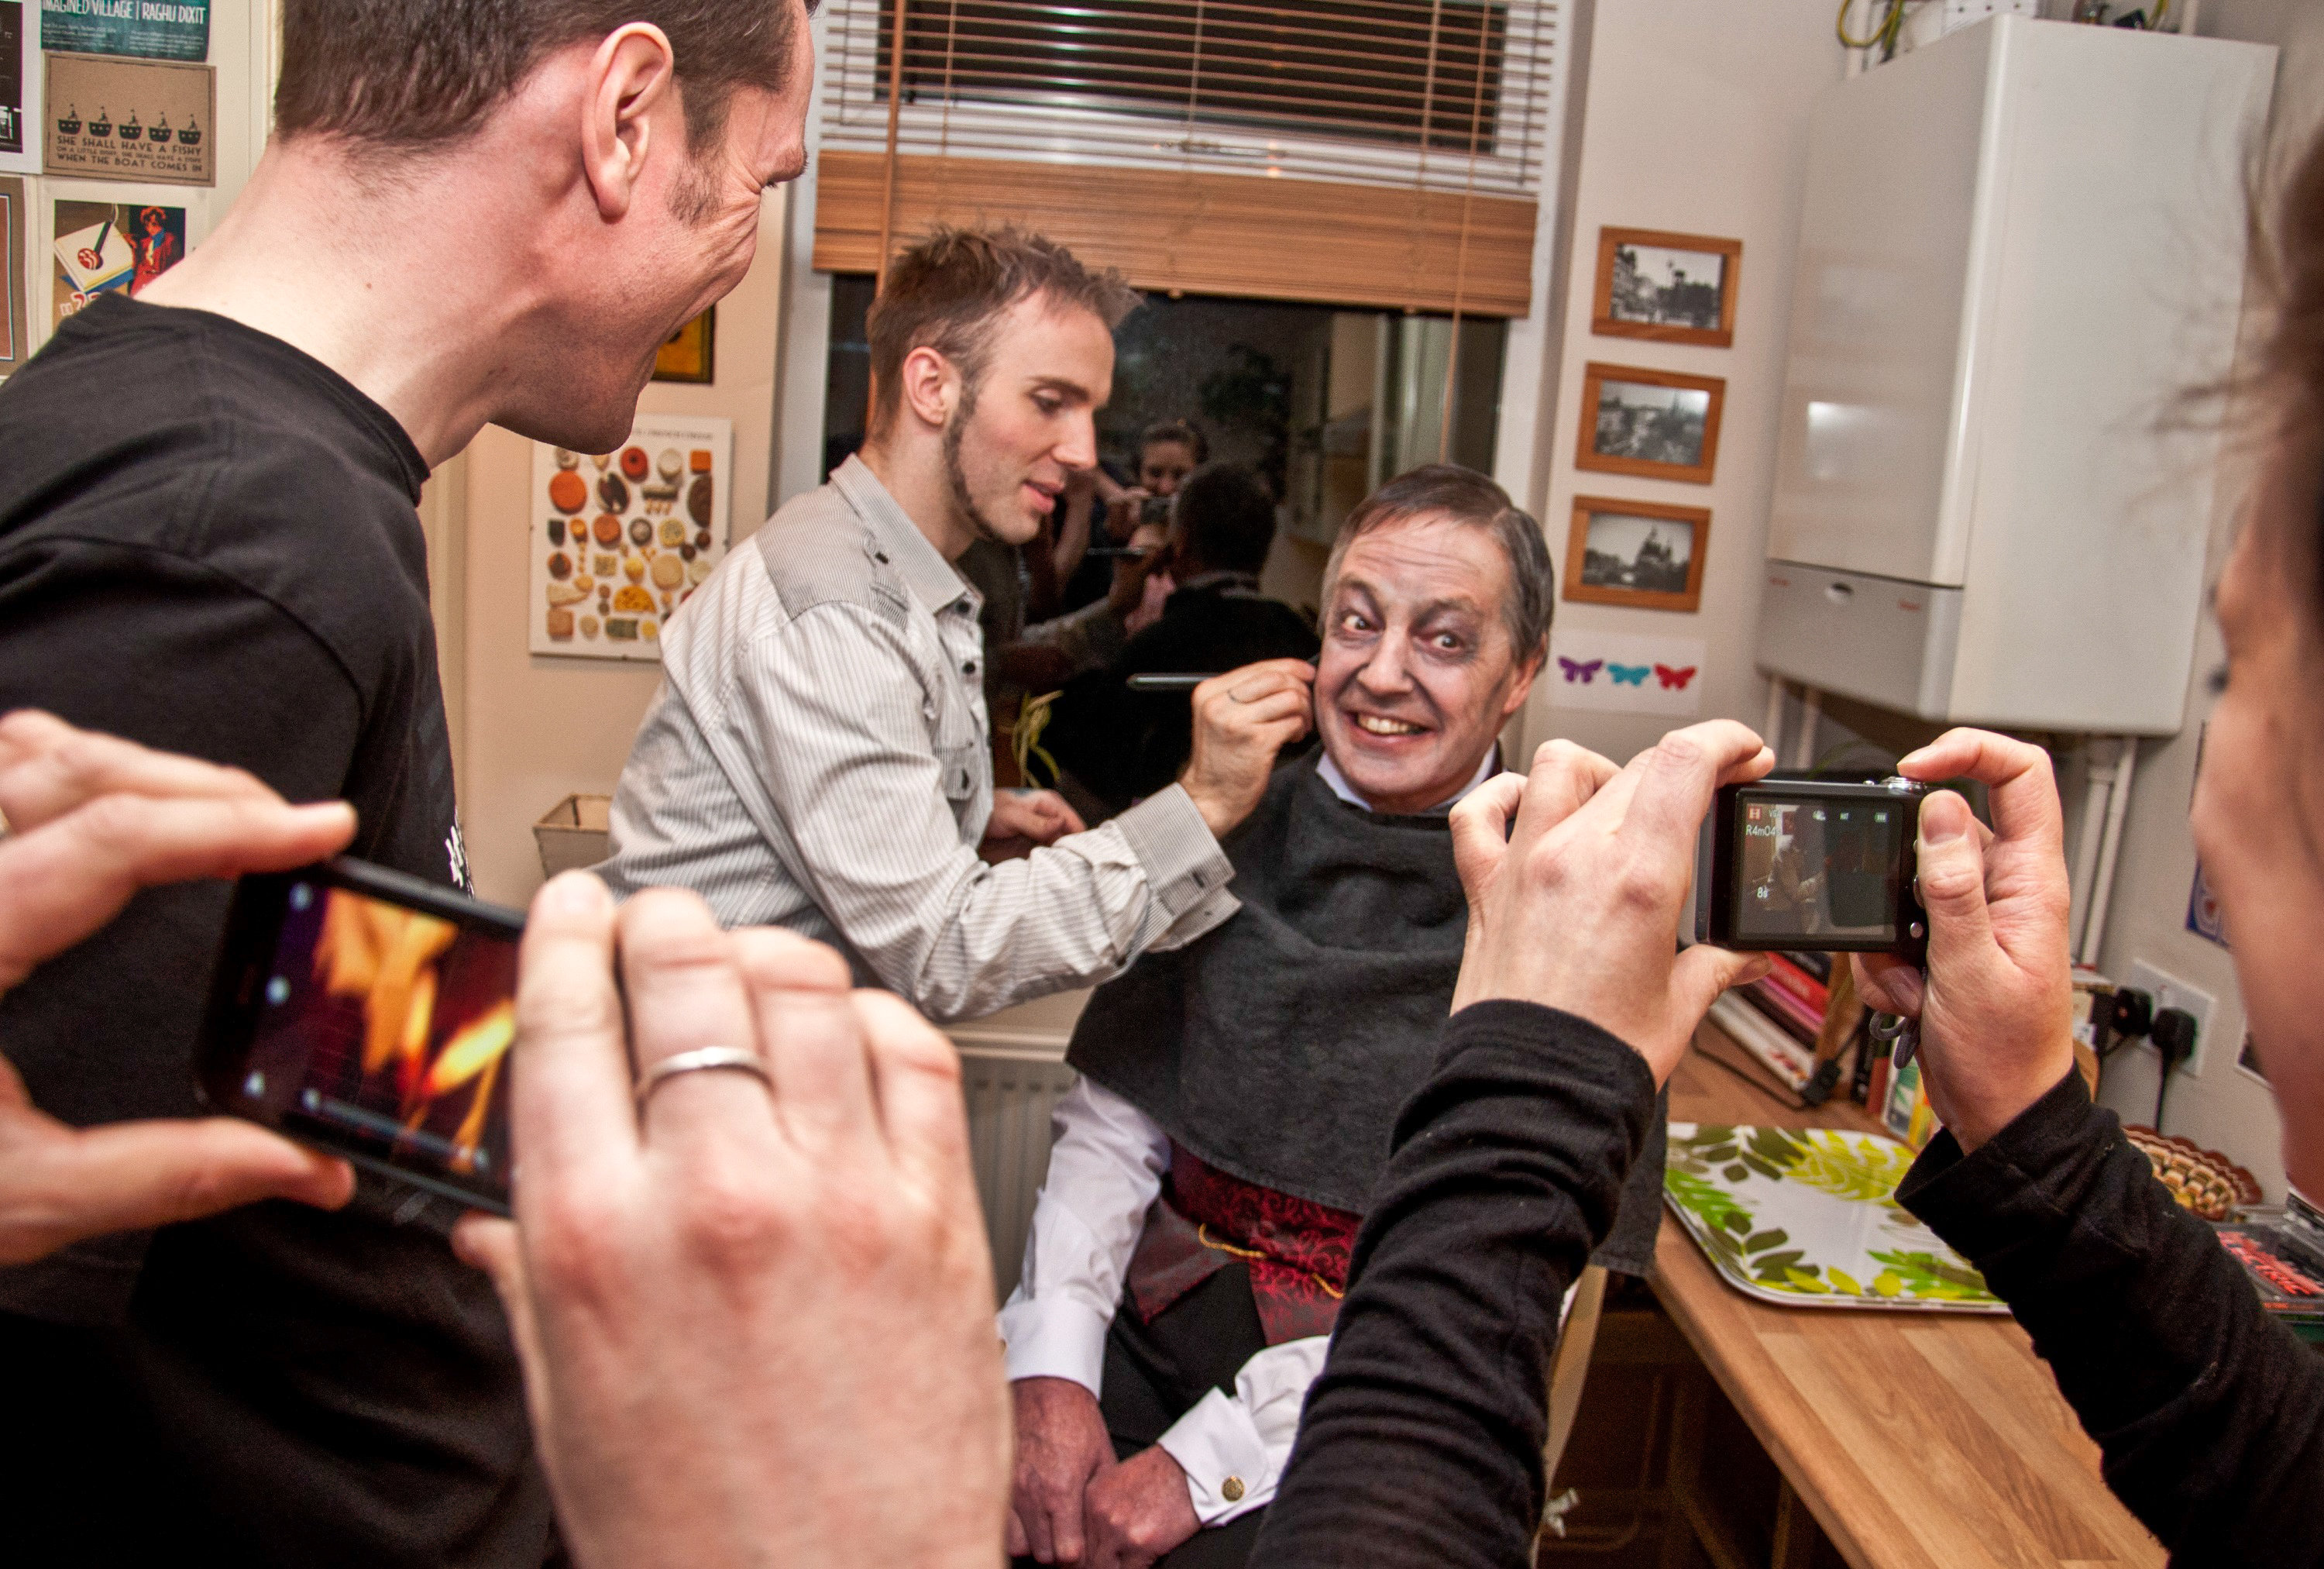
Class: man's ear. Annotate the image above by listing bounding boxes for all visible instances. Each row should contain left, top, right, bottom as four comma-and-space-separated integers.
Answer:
896, 346, 960, 433
1501, 647, 1545, 721
580, 24, 678, 223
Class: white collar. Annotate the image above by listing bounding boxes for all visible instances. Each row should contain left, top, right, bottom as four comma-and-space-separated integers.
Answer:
1315, 745, 1501, 816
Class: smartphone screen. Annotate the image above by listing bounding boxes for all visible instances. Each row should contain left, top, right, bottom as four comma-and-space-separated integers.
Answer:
1731, 796, 1905, 943
201, 862, 521, 1211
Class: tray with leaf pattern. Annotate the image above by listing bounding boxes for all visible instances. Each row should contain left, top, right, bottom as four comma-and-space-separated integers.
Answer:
1663, 1123, 2004, 1312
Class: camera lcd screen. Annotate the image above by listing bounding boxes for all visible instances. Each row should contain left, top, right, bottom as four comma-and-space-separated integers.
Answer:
1730, 796, 1904, 944
225, 876, 517, 1203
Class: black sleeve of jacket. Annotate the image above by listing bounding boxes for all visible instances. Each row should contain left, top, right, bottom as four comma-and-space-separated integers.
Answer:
1254, 1000, 1659, 1569
1901, 1071, 2324, 1567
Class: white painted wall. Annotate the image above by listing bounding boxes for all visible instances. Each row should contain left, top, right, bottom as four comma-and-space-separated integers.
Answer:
1516, 0, 1844, 765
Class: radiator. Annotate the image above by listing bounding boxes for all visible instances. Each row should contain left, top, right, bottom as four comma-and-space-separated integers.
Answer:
958, 1048, 1079, 1299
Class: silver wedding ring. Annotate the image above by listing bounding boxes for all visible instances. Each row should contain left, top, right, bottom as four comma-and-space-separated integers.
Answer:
634, 1046, 773, 1108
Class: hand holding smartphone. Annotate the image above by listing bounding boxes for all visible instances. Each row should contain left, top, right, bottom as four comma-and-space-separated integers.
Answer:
198, 858, 523, 1213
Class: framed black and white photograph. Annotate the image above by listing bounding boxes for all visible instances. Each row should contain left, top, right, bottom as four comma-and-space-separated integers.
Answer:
1592, 227, 1741, 348
1563, 496, 1710, 613
0, 174, 24, 370
1576, 363, 1724, 485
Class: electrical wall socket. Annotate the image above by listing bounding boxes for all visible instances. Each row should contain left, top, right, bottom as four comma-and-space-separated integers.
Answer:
2129, 960, 2217, 1075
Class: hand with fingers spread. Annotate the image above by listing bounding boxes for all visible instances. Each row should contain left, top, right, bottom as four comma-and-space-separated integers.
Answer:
1179, 659, 1316, 840
0, 709, 357, 1264
452, 878, 1009, 1569
1446, 722, 1776, 1084
1848, 728, 2074, 1151
1006, 1375, 1116, 1564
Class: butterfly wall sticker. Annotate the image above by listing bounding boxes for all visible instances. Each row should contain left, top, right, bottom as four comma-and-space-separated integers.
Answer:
1545, 633, 1704, 716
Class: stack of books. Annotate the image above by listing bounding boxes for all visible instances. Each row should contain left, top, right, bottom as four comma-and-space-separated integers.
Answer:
1707, 951, 1860, 1106
1744, 951, 1831, 1046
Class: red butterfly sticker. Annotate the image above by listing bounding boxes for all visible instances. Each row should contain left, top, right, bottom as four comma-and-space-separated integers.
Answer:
1654, 664, 1697, 690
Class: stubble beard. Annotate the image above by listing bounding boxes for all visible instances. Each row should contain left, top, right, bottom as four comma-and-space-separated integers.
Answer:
940, 385, 1014, 549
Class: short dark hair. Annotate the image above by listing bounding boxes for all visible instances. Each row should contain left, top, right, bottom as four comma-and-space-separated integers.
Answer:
1174, 463, 1277, 576
1140, 418, 1208, 465
275, 0, 810, 154
1324, 464, 1553, 662
865, 227, 1140, 438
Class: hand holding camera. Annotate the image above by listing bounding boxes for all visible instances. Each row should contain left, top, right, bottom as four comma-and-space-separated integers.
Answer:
1848, 728, 2076, 1151
1449, 723, 1777, 1086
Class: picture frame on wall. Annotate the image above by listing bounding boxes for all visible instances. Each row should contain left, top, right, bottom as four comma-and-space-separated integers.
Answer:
0, 174, 25, 371
1576, 362, 1724, 485
1563, 495, 1711, 614
1591, 227, 1741, 348
0, 0, 40, 177
651, 305, 715, 384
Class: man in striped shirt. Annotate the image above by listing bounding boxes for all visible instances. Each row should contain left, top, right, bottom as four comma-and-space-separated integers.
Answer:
600, 229, 1315, 1022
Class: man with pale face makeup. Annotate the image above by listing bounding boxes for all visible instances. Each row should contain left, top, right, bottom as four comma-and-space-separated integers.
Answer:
602, 229, 1312, 1022
1002, 466, 1670, 1569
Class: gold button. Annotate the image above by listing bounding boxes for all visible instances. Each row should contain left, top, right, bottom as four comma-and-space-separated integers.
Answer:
1221, 1477, 1246, 1503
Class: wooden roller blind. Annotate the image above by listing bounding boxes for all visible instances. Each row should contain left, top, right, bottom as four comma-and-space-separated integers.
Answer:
811, 0, 1559, 316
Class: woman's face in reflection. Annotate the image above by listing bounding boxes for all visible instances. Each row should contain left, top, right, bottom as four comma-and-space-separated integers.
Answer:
1138, 439, 1198, 497
2192, 453, 2324, 1197
1315, 514, 1538, 814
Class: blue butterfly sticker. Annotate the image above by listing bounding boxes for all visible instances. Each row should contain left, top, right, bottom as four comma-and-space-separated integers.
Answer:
1557, 656, 1603, 684
1608, 663, 1650, 686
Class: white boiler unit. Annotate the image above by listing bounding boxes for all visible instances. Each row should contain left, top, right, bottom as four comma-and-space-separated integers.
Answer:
1756, 17, 2274, 735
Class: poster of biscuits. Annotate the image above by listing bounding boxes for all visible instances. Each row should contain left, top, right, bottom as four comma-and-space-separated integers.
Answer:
43, 53, 214, 184
529, 414, 732, 662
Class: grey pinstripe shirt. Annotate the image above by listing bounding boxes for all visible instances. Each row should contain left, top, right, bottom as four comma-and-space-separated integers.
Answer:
598, 456, 1238, 1024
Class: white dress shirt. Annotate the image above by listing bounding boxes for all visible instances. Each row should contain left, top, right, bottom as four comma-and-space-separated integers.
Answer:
999, 747, 1503, 1525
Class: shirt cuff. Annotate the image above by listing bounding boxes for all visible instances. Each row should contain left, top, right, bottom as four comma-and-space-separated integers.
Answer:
998, 1293, 1113, 1395
1157, 1387, 1274, 1526
1112, 784, 1233, 920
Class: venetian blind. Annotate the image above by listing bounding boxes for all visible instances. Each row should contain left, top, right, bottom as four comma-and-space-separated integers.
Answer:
810, 0, 1559, 316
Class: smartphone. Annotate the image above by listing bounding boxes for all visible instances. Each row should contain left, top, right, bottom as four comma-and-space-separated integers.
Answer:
196, 858, 524, 1213
1693, 777, 1929, 958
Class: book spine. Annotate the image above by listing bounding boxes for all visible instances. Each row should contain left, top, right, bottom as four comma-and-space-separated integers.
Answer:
1745, 979, 1823, 1043
1762, 954, 1831, 1013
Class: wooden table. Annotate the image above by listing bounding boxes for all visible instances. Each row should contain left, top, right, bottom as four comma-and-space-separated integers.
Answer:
1648, 1024, 2163, 1569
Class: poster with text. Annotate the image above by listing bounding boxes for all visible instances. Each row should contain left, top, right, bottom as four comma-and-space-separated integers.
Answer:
0, 0, 40, 174
529, 414, 733, 662
44, 53, 213, 184
1545, 629, 1707, 717
41, 0, 207, 61
43, 181, 201, 337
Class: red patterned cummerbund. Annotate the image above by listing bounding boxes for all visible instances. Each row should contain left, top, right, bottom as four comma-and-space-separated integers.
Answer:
1124, 1143, 1361, 1346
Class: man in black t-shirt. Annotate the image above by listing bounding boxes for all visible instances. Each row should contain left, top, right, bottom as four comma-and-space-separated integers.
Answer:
0, 2, 814, 1562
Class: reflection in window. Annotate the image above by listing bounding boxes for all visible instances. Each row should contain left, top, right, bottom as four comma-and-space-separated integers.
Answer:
818, 281, 1504, 814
